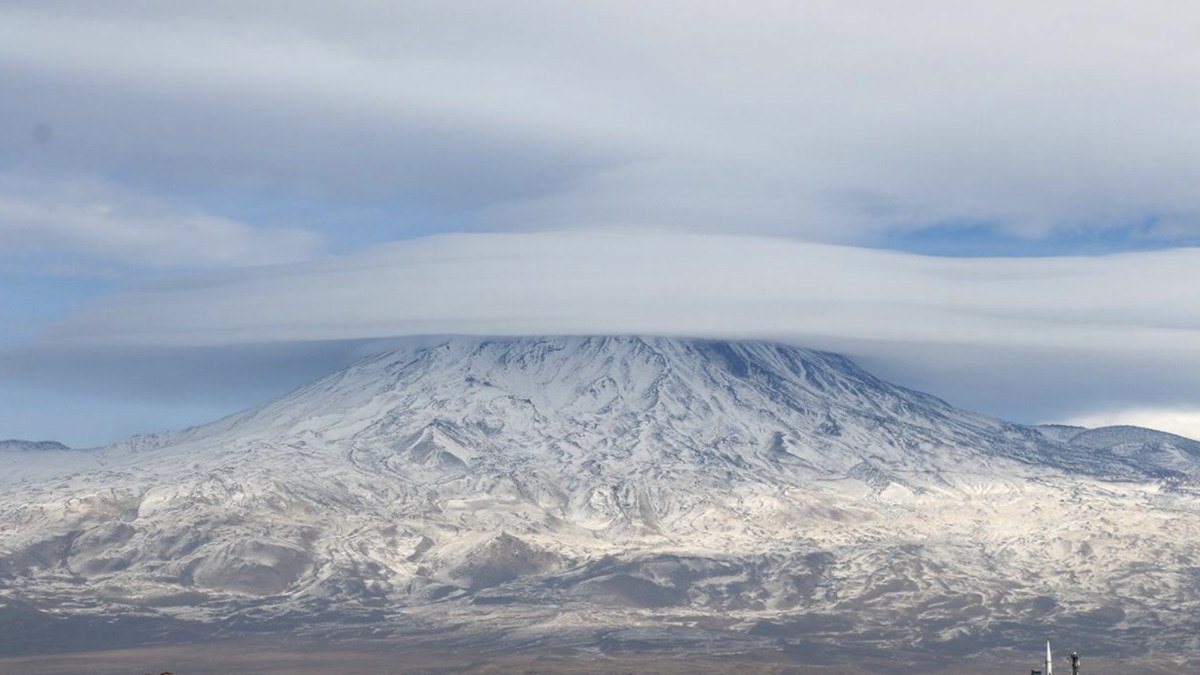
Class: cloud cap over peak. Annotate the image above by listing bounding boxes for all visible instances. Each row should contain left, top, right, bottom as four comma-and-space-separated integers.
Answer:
8, 231, 1200, 445
42, 231, 1200, 352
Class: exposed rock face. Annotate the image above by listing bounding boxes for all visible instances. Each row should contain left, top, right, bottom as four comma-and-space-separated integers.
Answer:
2, 337, 1198, 666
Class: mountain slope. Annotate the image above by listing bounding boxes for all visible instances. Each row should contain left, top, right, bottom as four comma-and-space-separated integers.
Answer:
1069, 425, 1200, 474
1, 337, 1198, 668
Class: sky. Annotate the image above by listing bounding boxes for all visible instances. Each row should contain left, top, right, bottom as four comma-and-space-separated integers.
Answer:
2, 1, 1200, 446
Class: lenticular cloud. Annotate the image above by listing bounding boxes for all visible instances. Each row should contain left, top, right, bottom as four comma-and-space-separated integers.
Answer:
42, 231, 1200, 355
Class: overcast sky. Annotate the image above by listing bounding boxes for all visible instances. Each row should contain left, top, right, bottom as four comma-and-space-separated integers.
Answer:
3, 1, 1200, 445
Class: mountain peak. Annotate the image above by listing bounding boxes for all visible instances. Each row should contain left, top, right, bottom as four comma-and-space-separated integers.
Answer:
101, 335, 1156, 485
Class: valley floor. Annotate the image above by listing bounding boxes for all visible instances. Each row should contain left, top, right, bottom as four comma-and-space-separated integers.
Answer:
0, 637, 1192, 675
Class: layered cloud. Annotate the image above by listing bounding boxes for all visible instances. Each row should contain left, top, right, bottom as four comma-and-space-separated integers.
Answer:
4, 1, 1200, 243
41, 231, 1200, 350
4, 2, 1200, 442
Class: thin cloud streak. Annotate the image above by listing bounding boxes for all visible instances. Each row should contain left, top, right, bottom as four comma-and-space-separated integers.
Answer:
0, 173, 321, 267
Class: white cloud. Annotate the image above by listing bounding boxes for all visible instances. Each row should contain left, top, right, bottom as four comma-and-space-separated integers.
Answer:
1058, 409, 1200, 441
4, 2, 1200, 241
38, 231, 1200, 353
0, 174, 321, 267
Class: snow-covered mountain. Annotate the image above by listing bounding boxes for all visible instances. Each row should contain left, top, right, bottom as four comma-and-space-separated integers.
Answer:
2, 337, 1198, 668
